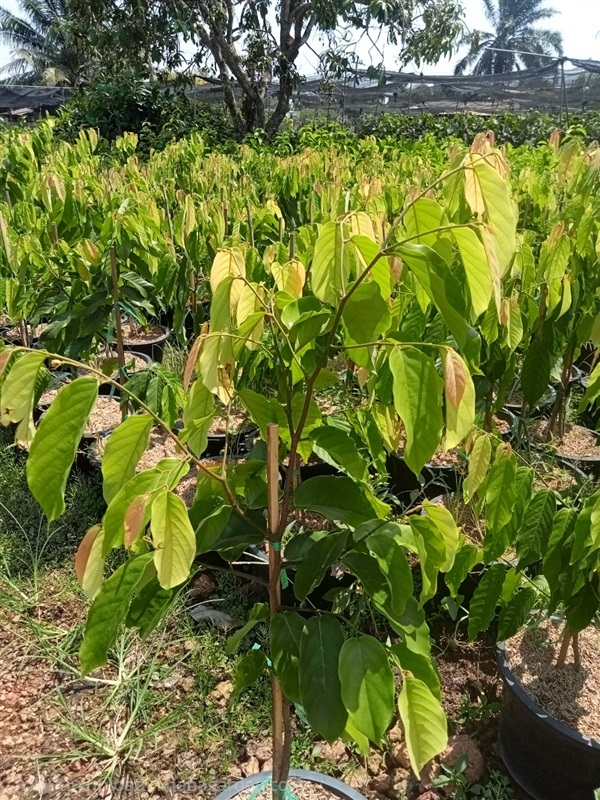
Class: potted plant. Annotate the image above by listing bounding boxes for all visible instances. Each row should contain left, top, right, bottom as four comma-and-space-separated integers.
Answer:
0, 146, 516, 799
447, 432, 600, 800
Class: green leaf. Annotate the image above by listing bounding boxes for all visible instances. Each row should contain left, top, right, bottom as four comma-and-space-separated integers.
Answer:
571, 490, 600, 565
231, 649, 268, 702
151, 491, 196, 589
565, 577, 600, 633
397, 243, 480, 364
126, 575, 177, 639
543, 508, 577, 603
366, 529, 413, 617
485, 447, 517, 536
516, 490, 556, 569
182, 380, 215, 457
311, 425, 369, 483
579, 362, 600, 412
342, 280, 390, 348
389, 629, 441, 701
102, 459, 189, 554
445, 538, 480, 598
468, 563, 506, 640
271, 611, 305, 703
339, 636, 394, 745
294, 476, 388, 526
470, 160, 516, 275
225, 602, 269, 655
422, 501, 461, 572
294, 531, 348, 602
498, 587, 537, 641
0, 351, 47, 446
299, 615, 348, 743
398, 675, 447, 775
27, 378, 98, 522
453, 227, 494, 318
390, 346, 443, 475
311, 221, 352, 306
463, 435, 491, 502
409, 516, 446, 606
102, 414, 152, 504
238, 388, 280, 440
351, 234, 392, 299
79, 553, 153, 675
521, 338, 552, 407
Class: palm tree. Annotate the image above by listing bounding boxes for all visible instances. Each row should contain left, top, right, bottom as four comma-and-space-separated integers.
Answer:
454, 0, 563, 75
0, 0, 87, 85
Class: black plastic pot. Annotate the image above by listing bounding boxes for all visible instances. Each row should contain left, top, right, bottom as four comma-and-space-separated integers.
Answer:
497, 642, 600, 800
386, 451, 463, 504
279, 461, 343, 483
503, 386, 557, 418
557, 451, 600, 478
203, 425, 260, 458
215, 769, 367, 800
123, 325, 170, 363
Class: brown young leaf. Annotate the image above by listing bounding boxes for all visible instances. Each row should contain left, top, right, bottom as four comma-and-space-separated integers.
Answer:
124, 494, 149, 548
75, 524, 102, 585
444, 349, 467, 409
0, 348, 13, 379
183, 329, 206, 390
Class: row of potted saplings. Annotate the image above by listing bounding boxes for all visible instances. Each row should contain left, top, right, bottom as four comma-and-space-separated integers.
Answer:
10, 318, 600, 800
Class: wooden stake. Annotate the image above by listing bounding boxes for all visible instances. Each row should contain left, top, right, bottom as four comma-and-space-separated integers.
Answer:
110, 246, 128, 421
279, 216, 284, 243
266, 424, 289, 799
289, 232, 295, 261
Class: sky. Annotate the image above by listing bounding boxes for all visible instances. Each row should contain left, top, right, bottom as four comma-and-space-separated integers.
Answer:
0, 0, 598, 79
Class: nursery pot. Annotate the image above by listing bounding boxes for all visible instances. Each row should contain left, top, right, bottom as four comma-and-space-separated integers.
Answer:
503, 386, 557, 418
122, 325, 170, 363
386, 452, 462, 503
203, 425, 260, 458
497, 642, 600, 800
215, 769, 367, 800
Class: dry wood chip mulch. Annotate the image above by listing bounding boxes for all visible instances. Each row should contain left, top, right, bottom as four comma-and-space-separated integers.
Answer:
84, 397, 124, 435
505, 621, 600, 742
529, 421, 600, 460
121, 322, 166, 344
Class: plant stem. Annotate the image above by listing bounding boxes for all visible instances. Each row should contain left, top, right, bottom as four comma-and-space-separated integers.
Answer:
266, 423, 290, 799
572, 632, 581, 668
557, 623, 572, 667
110, 246, 128, 422
546, 346, 574, 440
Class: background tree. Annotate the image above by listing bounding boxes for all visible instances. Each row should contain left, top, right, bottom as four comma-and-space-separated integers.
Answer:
0, 0, 88, 85
454, 0, 562, 75
69, 0, 464, 136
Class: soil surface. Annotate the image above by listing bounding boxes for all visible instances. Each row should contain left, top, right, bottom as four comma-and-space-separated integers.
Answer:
121, 321, 167, 344
397, 432, 466, 470
529, 421, 599, 459
505, 620, 600, 741
84, 396, 124, 434
492, 414, 511, 435
81, 352, 149, 376
208, 411, 249, 436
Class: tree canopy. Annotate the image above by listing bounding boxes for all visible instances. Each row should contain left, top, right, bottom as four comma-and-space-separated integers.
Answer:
68, 0, 464, 134
0, 0, 87, 85
454, 0, 562, 75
